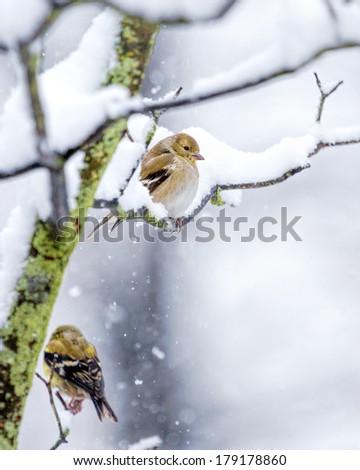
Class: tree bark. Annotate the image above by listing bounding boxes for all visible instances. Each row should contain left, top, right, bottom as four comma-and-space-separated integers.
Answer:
0, 15, 158, 450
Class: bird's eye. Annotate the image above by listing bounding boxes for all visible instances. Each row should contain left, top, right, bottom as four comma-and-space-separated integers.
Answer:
183, 146, 190, 151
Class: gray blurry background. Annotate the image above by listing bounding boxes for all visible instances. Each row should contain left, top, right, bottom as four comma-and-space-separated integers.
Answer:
1, 0, 360, 449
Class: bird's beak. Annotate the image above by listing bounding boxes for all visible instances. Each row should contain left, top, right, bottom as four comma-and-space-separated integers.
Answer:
192, 152, 204, 160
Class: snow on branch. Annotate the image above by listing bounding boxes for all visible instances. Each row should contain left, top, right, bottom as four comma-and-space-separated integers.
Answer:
91, 74, 360, 228
1, 0, 360, 229
314, 72, 343, 122
0, 207, 36, 326
59, 39, 360, 159
53, 0, 238, 24
0, 8, 122, 224
0, 161, 50, 179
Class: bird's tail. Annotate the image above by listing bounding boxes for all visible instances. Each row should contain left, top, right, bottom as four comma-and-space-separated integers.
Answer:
92, 396, 118, 423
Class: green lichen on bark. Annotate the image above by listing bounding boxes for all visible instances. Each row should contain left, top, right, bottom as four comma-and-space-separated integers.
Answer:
210, 187, 225, 206
105, 16, 158, 93
0, 16, 158, 449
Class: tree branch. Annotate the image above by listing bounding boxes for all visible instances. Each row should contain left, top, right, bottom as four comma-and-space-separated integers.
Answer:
17, 39, 69, 224
60, 41, 360, 159
314, 72, 343, 122
0, 16, 159, 450
18, 44, 48, 162
0, 161, 51, 179
92, 73, 359, 228
54, 0, 238, 24
35, 371, 70, 450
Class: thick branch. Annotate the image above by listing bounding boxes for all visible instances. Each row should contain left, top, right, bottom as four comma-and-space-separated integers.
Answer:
0, 16, 158, 450
17, 43, 69, 222
18, 45, 47, 160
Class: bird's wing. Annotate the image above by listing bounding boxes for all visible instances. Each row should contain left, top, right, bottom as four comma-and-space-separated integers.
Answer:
44, 351, 105, 398
140, 153, 177, 194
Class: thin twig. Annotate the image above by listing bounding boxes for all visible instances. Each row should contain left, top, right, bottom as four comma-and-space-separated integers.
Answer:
324, 0, 338, 21
0, 161, 52, 179
92, 74, 355, 227
36, 371, 70, 450
94, 127, 360, 228
89, 87, 186, 237
60, 41, 360, 159
314, 72, 343, 122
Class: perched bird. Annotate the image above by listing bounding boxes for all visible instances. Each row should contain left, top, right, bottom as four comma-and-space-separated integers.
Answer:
89, 133, 204, 236
140, 133, 204, 218
43, 325, 118, 423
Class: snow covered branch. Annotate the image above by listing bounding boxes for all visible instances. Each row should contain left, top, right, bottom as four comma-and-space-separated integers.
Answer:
91, 73, 360, 229
59, 40, 360, 160
53, 0, 238, 24
0, 161, 50, 179
0, 11, 158, 449
314, 72, 343, 122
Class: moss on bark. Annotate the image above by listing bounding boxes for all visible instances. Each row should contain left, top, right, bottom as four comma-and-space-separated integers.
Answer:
0, 16, 158, 449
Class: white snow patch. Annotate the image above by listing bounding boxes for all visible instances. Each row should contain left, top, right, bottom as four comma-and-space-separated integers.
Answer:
311, 123, 360, 145
0, 206, 35, 328
112, 0, 228, 21
129, 435, 162, 450
320, 79, 343, 95
0, 9, 127, 171
221, 189, 242, 207
127, 113, 154, 144
152, 346, 165, 360
95, 139, 145, 201
0, 0, 50, 47
95, 123, 319, 218
65, 152, 84, 210
182, 127, 315, 216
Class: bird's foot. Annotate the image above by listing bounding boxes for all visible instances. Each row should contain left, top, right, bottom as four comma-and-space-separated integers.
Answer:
68, 398, 84, 415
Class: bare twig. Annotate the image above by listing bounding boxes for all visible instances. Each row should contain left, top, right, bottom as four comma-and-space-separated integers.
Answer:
60, 41, 360, 159
121, 86, 184, 195
324, 0, 338, 21
88, 87, 186, 237
95, 126, 360, 228
0, 161, 52, 179
36, 371, 70, 450
92, 74, 356, 228
314, 72, 343, 122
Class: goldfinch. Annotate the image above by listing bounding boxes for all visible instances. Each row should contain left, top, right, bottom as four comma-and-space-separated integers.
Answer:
89, 133, 204, 236
140, 133, 204, 218
43, 325, 118, 423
